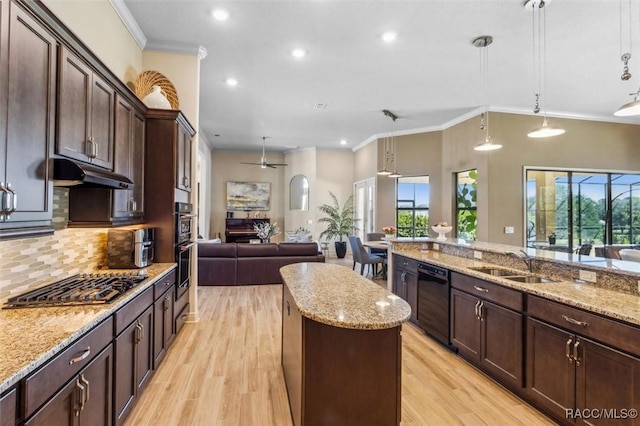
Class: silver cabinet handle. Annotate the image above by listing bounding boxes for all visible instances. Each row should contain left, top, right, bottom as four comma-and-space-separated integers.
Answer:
69, 346, 91, 365
401, 271, 407, 284
566, 337, 573, 364
183, 176, 190, 188
74, 378, 84, 416
6, 183, 16, 214
474, 300, 480, 319
562, 315, 589, 327
473, 285, 489, 293
80, 374, 90, 409
0, 182, 8, 218
164, 295, 171, 310
478, 301, 484, 321
573, 340, 581, 366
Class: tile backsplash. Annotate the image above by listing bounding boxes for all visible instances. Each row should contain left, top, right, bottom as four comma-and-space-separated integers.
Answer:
0, 188, 108, 300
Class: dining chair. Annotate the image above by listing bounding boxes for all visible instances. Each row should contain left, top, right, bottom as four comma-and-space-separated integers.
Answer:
348, 235, 385, 277
366, 232, 387, 257
619, 249, 640, 262
575, 243, 593, 256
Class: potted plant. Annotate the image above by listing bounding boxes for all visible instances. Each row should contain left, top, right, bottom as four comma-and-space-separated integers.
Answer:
318, 191, 358, 258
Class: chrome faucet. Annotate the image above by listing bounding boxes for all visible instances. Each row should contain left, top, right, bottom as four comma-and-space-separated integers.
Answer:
507, 250, 534, 273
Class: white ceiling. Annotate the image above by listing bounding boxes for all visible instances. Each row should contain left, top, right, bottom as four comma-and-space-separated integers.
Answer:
122, 0, 640, 152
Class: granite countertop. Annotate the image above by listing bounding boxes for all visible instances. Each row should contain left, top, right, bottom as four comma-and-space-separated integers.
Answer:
0, 263, 176, 394
393, 247, 640, 326
280, 263, 410, 330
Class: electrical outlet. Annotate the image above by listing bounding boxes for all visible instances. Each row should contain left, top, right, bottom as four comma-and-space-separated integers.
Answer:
504, 226, 514, 234
474, 250, 483, 260
306, 219, 313, 225
421, 244, 429, 251
579, 270, 597, 283
433, 243, 439, 251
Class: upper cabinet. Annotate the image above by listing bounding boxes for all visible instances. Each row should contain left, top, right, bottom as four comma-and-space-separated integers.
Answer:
0, 0, 57, 237
57, 45, 115, 169
176, 120, 192, 192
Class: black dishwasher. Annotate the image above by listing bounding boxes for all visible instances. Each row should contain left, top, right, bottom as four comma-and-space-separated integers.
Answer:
417, 263, 451, 347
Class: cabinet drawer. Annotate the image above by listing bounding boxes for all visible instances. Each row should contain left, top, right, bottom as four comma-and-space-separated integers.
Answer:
451, 272, 523, 312
1, 388, 17, 426
528, 295, 640, 356
114, 286, 153, 336
394, 255, 418, 272
153, 270, 176, 300
23, 317, 113, 418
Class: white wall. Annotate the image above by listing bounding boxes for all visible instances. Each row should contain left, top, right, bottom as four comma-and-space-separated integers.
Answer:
284, 148, 317, 234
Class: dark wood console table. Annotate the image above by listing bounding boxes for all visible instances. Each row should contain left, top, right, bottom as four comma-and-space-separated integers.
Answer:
225, 218, 269, 243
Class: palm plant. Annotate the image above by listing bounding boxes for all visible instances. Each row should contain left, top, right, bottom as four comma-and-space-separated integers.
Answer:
318, 192, 358, 258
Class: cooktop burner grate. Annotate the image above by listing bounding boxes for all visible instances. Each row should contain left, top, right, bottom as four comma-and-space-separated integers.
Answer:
3, 273, 148, 308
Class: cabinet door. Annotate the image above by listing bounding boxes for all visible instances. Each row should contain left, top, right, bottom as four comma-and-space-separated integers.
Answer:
113, 95, 133, 219
281, 284, 302, 426
405, 271, 418, 323
153, 291, 174, 368
89, 72, 114, 169
450, 289, 481, 361
480, 300, 523, 388
57, 46, 92, 163
176, 127, 191, 191
114, 305, 153, 426
25, 345, 113, 426
526, 317, 576, 421
393, 268, 407, 301
131, 112, 145, 216
0, 387, 16, 426
575, 337, 640, 426
2, 3, 56, 226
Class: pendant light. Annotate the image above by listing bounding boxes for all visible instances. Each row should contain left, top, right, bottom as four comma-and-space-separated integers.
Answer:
376, 135, 391, 176
388, 131, 402, 178
473, 35, 502, 151
526, 0, 565, 138
614, 0, 640, 116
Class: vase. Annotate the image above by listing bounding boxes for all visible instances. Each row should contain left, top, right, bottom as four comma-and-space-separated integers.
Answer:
143, 85, 172, 109
261, 238, 270, 244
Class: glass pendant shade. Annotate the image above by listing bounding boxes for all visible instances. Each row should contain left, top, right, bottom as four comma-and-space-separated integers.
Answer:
474, 135, 502, 151
614, 96, 640, 116
377, 168, 391, 176
388, 170, 402, 178
527, 117, 565, 138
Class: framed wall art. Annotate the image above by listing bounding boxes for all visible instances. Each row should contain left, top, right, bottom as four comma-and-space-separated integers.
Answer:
226, 181, 271, 211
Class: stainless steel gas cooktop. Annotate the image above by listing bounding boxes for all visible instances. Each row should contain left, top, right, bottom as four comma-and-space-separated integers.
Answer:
3, 272, 148, 308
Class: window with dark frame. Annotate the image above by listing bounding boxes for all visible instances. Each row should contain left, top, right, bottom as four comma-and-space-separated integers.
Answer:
396, 176, 430, 238
455, 169, 478, 240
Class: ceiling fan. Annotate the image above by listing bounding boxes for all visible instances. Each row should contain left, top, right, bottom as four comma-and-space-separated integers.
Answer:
240, 136, 288, 169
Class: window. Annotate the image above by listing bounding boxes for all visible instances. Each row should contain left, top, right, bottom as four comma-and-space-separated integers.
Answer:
526, 169, 640, 252
396, 176, 429, 238
455, 169, 477, 240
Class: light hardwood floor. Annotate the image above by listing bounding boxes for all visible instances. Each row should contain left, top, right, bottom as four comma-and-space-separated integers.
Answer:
125, 260, 556, 426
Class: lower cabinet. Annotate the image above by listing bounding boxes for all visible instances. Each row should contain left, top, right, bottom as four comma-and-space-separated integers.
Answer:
25, 345, 113, 426
527, 316, 640, 424
153, 289, 174, 368
0, 387, 17, 426
450, 287, 523, 389
393, 254, 418, 324
113, 291, 154, 426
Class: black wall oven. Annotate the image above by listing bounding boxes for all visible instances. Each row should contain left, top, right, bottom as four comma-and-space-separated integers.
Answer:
175, 202, 195, 301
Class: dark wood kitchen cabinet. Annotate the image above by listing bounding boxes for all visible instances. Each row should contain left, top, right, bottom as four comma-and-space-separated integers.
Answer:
144, 109, 195, 262
113, 287, 154, 426
67, 95, 145, 227
0, 0, 57, 237
153, 270, 176, 368
57, 45, 115, 169
25, 345, 113, 426
176, 124, 192, 192
393, 255, 418, 323
1, 387, 17, 426
22, 317, 113, 424
526, 296, 640, 424
450, 272, 524, 390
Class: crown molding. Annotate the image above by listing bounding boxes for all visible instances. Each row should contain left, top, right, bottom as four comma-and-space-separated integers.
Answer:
145, 41, 208, 60
109, 0, 147, 49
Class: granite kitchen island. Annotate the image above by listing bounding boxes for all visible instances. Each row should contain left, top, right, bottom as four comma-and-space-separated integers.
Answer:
280, 262, 411, 426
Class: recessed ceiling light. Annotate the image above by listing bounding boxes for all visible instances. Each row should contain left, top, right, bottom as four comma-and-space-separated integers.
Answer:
225, 78, 238, 86
382, 31, 397, 42
291, 48, 306, 59
212, 8, 229, 21
340, 139, 347, 145
313, 103, 327, 109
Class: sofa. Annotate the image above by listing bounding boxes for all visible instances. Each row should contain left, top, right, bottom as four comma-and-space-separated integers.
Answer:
198, 242, 325, 285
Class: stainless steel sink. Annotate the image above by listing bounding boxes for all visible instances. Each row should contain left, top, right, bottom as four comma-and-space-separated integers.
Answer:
503, 275, 556, 284
468, 267, 519, 276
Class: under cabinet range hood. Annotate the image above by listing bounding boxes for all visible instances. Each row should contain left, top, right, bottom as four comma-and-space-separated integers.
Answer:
53, 158, 133, 189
